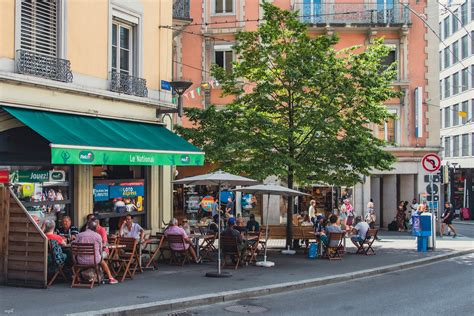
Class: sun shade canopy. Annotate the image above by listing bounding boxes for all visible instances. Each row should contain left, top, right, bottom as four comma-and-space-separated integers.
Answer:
3, 106, 205, 166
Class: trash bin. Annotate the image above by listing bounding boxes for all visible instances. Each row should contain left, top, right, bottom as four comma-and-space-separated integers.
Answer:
308, 242, 318, 259
412, 214, 432, 252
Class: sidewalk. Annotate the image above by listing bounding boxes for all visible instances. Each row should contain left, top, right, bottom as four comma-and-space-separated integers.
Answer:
0, 233, 472, 316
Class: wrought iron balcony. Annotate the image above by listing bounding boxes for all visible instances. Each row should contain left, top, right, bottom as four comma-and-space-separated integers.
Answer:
296, 2, 410, 26
173, 0, 191, 20
16, 49, 73, 83
110, 71, 148, 98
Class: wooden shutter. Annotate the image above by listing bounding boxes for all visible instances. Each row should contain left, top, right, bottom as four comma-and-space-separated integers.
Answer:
20, 0, 58, 57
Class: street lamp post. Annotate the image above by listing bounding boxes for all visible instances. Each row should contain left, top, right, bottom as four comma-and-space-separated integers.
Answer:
156, 80, 192, 118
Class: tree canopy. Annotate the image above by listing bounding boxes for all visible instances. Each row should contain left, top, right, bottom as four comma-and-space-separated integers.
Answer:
177, 3, 398, 245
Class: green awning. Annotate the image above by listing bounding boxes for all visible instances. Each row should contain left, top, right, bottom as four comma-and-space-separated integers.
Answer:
3, 106, 205, 166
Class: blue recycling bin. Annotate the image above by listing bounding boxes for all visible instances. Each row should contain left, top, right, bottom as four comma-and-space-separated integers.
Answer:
307, 243, 318, 259
412, 215, 432, 252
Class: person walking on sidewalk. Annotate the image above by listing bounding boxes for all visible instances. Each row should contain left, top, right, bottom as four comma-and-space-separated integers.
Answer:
396, 201, 406, 232
441, 202, 457, 238
365, 201, 381, 241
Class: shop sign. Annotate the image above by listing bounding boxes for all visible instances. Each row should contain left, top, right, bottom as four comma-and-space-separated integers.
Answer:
51, 148, 205, 166
16, 170, 50, 183
49, 170, 66, 181
93, 184, 109, 202
109, 185, 145, 199
0, 170, 9, 183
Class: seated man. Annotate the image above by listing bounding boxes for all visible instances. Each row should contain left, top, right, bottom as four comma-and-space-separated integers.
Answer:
320, 215, 342, 246
164, 218, 201, 263
350, 216, 370, 249
119, 214, 145, 242
246, 214, 260, 233
222, 218, 248, 260
44, 219, 67, 247
56, 216, 79, 243
74, 220, 118, 284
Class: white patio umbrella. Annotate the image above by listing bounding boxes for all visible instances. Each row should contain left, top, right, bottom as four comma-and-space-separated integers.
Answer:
173, 170, 257, 277
233, 183, 310, 267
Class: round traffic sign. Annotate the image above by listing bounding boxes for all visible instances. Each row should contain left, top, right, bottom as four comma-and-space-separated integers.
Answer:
421, 153, 441, 173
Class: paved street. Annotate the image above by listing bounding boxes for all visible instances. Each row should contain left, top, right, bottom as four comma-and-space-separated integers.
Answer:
168, 254, 474, 316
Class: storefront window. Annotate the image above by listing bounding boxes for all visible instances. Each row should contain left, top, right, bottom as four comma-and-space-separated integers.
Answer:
92, 165, 146, 232
9, 166, 72, 221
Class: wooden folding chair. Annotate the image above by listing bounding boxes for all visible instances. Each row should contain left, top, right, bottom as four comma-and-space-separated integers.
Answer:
144, 234, 165, 269
47, 240, 68, 287
113, 237, 140, 282
166, 234, 191, 266
71, 243, 101, 289
221, 235, 242, 269
245, 230, 261, 264
199, 232, 217, 261
356, 229, 378, 255
323, 232, 345, 261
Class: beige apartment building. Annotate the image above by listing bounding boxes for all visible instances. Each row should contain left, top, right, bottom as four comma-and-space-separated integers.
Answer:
0, 0, 204, 232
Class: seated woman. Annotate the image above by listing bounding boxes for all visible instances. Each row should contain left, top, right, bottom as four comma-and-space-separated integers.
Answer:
320, 215, 342, 246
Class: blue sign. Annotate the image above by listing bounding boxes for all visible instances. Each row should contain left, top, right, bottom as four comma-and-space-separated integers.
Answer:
93, 184, 109, 202
428, 201, 438, 210
161, 80, 171, 91
109, 185, 145, 199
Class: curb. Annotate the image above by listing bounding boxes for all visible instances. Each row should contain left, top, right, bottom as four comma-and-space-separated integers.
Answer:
68, 249, 474, 316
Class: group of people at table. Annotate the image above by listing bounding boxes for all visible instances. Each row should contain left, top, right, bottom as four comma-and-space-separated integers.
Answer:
40, 213, 146, 285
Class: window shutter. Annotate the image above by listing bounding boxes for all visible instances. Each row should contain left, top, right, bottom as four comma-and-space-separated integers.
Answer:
20, 0, 58, 57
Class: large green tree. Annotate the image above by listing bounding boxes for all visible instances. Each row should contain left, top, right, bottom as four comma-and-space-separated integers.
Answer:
177, 3, 398, 247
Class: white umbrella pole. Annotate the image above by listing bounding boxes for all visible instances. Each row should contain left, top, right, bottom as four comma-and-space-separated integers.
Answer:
263, 194, 270, 263
217, 185, 221, 275
257, 193, 275, 267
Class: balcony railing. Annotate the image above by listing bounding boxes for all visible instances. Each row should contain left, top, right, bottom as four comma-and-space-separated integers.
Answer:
110, 71, 148, 98
296, 2, 410, 26
16, 49, 73, 83
173, 0, 190, 20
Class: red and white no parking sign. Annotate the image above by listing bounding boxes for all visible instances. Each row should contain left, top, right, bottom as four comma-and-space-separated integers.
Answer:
421, 153, 441, 173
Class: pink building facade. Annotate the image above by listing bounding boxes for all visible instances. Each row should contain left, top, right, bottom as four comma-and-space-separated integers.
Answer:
172, 0, 440, 227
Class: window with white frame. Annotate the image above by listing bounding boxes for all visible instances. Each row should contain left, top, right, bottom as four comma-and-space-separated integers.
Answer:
20, 0, 59, 57
444, 106, 451, 128
444, 48, 450, 68
453, 103, 460, 126
453, 72, 459, 95
461, 2, 468, 26
462, 101, 469, 124
462, 133, 469, 156
214, 45, 234, 73
461, 35, 469, 59
444, 76, 451, 98
452, 40, 459, 64
380, 44, 398, 78
453, 135, 460, 157
452, 9, 459, 33
214, 0, 234, 14
462, 67, 469, 92
443, 17, 450, 40
112, 19, 135, 75
444, 136, 451, 157
377, 109, 398, 144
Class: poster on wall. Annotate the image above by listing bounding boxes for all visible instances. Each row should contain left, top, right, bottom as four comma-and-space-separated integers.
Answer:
241, 193, 258, 217
93, 180, 145, 215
